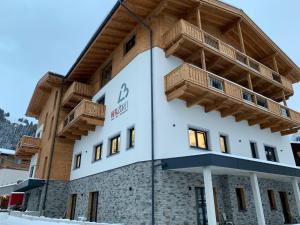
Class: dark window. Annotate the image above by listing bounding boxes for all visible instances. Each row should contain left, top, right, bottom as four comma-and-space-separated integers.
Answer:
272, 73, 282, 83
265, 146, 277, 162
220, 135, 228, 153
94, 144, 102, 162
249, 60, 260, 72
257, 97, 268, 109
209, 76, 224, 91
128, 127, 135, 149
124, 35, 136, 54
188, 128, 208, 150
69, 194, 77, 220
267, 190, 277, 210
74, 154, 81, 169
101, 62, 112, 87
110, 135, 121, 155
243, 91, 255, 103
88, 192, 99, 222
236, 188, 247, 211
97, 95, 105, 105
29, 166, 34, 178
250, 142, 258, 159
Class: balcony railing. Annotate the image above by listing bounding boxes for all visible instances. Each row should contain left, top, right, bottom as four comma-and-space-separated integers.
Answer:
58, 99, 105, 140
163, 19, 293, 94
15, 136, 41, 158
164, 63, 300, 135
62, 82, 93, 108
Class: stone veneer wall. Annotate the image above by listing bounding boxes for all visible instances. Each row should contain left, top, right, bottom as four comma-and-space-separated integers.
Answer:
26, 181, 68, 218
67, 161, 300, 225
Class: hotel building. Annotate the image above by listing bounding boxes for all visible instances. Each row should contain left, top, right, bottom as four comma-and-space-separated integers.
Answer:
12, 0, 300, 224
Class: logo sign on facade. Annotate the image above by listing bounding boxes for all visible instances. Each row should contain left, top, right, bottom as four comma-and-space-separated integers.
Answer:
111, 83, 129, 120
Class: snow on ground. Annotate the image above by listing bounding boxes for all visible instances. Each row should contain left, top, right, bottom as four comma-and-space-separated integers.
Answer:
0, 212, 123, 225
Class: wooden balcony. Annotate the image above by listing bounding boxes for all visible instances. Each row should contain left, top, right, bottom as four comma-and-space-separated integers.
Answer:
163, 19, 293, 100
62, 82, 93, 108
15, 136, 41, 159
165, 63, 300, 136
58, 100, 105, 140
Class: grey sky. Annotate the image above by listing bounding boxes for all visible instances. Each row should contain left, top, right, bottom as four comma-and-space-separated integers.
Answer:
0, 0, 299, 122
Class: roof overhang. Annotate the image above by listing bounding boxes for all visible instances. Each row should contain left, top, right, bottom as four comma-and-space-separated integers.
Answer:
161, 153, 300, 178
66, 0, 300, 83
14, 179, 45, 192
26, 72, 63, 119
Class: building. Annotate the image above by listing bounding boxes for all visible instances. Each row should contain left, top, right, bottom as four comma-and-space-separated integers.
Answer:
0, 148, 30, 197
12, 0, 300, 225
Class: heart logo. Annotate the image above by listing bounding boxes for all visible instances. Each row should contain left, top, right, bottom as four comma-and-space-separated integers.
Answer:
118, 83, 129, 103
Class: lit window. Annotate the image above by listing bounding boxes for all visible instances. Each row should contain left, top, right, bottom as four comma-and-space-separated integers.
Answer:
74, 154, 81, 169
219, 135, 228, 153
128, 127, 135, 149
110, 135, 121, 155
188, 128, 208, 150
94, 144, 102, 162
124, 35, 136, 55
236, 188, 247, 211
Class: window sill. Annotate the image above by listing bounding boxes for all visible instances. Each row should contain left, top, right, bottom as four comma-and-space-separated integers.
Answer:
126, 146, 135, 151
107, 152, 120, 158
92, 159, 102, 164
190, 146, 210, 151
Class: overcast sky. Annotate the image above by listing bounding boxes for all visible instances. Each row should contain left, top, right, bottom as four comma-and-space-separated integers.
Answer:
0, 0, 299, 122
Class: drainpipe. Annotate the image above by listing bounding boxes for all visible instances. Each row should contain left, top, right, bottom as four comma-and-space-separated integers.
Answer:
117, 1, 155, 224
40, 77, 65, 216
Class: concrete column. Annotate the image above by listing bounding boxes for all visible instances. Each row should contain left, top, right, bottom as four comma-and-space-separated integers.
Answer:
203, 167, 217, 225
250, 173, 266, 225
292, 178, 300, 217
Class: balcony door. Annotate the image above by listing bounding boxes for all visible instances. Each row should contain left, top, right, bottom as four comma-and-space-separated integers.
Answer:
279, 192, 291, 224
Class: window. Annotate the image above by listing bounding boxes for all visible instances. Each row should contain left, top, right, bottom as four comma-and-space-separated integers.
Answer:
188, 128, 208, 150
219, 135, 228, 153
109, 135, 121, 155
209, 76, 224, 91
236, 188, 247, 211
250, 142, 258, 159
265, 146, 277, 162
257, 97, 268, 109
88, 192, 99, 222
94, 144, 102, 162
128, 127, 135, 149
243, 91, 255, 103
124, 35, 136, 54
267, 190, 277, 210
29, 166, 34, 178
101, 62, 112, 87
97, 95, 105, 105
74, 154, 81, 169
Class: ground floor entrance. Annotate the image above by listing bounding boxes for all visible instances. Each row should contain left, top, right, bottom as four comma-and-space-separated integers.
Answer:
195, 187, 208, 225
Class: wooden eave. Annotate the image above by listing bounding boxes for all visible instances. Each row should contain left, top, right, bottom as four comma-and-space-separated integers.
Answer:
26, 73, 63, 118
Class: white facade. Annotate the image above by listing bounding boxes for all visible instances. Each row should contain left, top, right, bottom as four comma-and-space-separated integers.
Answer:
69, 47, 295, 181
0, 168, 28, 186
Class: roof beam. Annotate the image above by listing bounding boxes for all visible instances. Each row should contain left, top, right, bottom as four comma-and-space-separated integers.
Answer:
221, 17, 242, 35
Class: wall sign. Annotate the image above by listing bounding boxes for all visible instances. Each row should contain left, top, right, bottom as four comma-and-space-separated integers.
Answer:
111, 83, 129, 120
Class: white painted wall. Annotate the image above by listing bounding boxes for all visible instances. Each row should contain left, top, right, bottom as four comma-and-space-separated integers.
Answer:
69, 48, 296, 180
0, 168, 28, 186
29, 154, 37, 178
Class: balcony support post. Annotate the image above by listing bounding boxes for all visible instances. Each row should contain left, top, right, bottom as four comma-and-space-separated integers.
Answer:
196, 6, 202, 29
247, 73, 253, 90
201, 49, 206, 70
237, 21, 246, 54
282, 90, 287, 106
272, 55, 279, 73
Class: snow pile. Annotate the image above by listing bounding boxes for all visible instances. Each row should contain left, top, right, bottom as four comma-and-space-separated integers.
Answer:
0, 213, 123, 225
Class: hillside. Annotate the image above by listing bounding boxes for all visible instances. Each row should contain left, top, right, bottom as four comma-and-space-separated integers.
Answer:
0, 108, 37, 150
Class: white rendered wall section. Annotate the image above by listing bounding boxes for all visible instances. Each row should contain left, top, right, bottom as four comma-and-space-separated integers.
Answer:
0, 169, 28, 186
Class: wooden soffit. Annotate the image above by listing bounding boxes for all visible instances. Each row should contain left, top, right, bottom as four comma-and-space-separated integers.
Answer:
26, 73, 63, 118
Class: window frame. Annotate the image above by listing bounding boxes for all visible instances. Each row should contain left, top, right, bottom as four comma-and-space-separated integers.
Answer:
74, 153, 82, 169
188, 128, 209, 150
236, 188, 247, 211
267, 189, 277, 210
219, 134, 229, 154
109, 134, 121, 156
127, 127, 135, 149
264, 145, 278, 162
93, 144, 103, 162
101, 61, 112, 88
250, 141, 259, 159
97, 95, 105, 105
124, 34, 136, 55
